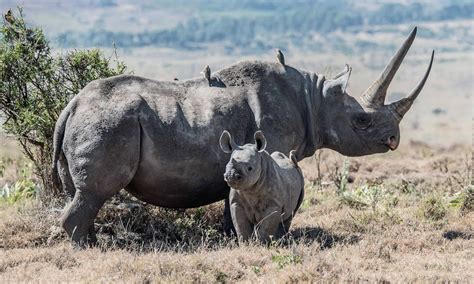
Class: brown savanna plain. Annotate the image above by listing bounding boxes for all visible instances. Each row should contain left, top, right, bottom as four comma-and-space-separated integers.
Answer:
0, 21, 473, 283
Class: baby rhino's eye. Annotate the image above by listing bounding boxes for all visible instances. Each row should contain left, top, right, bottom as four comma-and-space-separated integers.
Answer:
247, 167, 253, 171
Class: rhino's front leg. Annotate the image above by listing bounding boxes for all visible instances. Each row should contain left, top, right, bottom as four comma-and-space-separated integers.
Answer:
230, 202, 253, 241
255, 208, 282, 243
224, 196, 236, 236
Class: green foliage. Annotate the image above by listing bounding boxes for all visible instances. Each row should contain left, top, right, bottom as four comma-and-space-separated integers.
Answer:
0, 8, 127, 202
335, 159, 350, 194
271, 253, 303, 269
338, 180, 401, 214
251, 265, 261, 275
448, 185, 474, 215
0, 163, 39, 204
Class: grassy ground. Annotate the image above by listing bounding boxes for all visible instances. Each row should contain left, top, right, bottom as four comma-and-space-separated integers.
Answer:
0, 141, 472, 282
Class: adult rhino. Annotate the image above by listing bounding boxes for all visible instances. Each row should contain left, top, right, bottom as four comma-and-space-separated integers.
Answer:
52, 27, 434, 245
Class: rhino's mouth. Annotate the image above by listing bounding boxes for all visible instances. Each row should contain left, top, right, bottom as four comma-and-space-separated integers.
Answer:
224, 173, 244, 188
378, 143, 396, 151
378, 136, 399, 151
225, 178, 238, 186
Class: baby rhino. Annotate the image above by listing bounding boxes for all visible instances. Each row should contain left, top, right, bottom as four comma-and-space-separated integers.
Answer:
219, 130, 304, 242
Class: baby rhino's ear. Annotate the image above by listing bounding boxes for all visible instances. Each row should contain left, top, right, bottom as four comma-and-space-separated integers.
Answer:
254, 130, 267, 152
219, 130, 236, 153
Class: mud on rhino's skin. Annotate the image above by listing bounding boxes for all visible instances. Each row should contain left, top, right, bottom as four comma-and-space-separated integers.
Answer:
51, 27, 434, 246
220, 130, 304, 242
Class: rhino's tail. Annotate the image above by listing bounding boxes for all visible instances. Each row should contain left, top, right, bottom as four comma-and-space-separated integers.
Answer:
51, 109, 70, 190
289, 150, 298, 167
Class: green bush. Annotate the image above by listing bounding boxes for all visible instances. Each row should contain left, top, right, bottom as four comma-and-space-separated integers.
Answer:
0, 162, 38, 204
0, 8, 127, 202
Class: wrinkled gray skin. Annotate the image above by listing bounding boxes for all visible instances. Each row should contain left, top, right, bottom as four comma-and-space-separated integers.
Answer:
52, 27, 434, 246
220, 130, 304, 242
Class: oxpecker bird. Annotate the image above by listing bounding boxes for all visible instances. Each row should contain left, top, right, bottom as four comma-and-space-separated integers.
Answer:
276, 49, 285, 66
4, 9, 14, 24
202, 65, 211, 86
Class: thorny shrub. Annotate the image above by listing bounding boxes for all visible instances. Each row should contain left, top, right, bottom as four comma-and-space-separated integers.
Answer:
0, 8, 127, 203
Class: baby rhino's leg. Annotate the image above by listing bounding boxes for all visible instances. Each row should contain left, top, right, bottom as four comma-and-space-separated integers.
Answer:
230, 202, 253, 241
277, 216, 293, 237
255, 207, 282, 243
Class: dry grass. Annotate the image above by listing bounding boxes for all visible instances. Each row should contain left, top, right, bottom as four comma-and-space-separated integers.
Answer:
0, 142, 473, 282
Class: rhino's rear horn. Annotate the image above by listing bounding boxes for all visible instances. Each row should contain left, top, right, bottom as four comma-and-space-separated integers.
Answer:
389, 50, 435, 120
361, 27, 417, 107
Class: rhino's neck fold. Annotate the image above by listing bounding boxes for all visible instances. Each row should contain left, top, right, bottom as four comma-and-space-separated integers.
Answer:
299, 71, 324, 158
316, 76, 344, 154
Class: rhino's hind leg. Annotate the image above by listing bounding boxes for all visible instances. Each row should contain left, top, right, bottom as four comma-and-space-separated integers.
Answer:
59, 114, 141, 247
60, 158, 139, 247
61, 190, 107, 247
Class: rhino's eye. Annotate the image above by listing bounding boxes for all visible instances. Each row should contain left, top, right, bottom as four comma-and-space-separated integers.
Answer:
247, 167, 253, 171
352, 113, 372, 129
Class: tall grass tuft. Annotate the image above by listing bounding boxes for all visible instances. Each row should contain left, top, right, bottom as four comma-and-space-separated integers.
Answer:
419, 196, 447, 221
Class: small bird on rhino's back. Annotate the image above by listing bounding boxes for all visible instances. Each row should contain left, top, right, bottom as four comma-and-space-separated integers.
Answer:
202, 65, 211, 86
276, 49, 285, 66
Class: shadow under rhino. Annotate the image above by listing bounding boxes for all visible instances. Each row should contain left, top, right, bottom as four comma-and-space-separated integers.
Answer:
76, 193, 358, 252
285, 226, 360, 249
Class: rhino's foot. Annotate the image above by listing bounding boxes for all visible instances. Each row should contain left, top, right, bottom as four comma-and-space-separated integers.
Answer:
71, 233, 97, 250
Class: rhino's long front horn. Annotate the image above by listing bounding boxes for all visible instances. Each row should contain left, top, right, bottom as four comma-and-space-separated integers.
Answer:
389, 50, 435, 120
361, 27, 418, 107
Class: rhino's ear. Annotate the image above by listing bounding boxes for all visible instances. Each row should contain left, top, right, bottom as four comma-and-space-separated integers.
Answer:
254, 131, 267, 152
323, 65, 352, 96
219, 130, 236, 153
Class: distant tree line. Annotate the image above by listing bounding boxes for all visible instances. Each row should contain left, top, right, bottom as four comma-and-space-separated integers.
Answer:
55, 1, 473, 51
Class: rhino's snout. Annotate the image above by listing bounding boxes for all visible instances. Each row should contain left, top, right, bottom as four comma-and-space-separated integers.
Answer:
382, 135, 399, 150
224, 169, 243, 185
